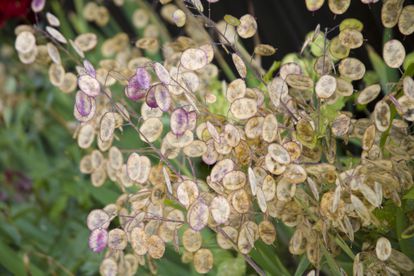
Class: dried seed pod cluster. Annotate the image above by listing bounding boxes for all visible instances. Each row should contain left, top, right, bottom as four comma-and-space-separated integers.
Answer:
13, 0, 414, 275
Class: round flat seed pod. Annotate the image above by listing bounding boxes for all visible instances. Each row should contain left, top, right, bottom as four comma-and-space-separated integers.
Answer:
238, 221, 258, 254
262, 114, 278, 143
18, 46, 37, 64
356, 84, 381, 105
227, 78, 246, 103
46, 26, 67, 44
183, 228, 202, 252
46, 12, 60, 27
49, 63, 65, 87
87, 209, 110, 230
210, 159, 234, 182
245, 117, 264, 139
170, 108, 189, 136
210, 196, 230, 224
15, 31, 36, 53
177, 180, 199, 207
403, 77, 414, 100
254, 44, 276, 56
108, 146, 123, 170
259, 220, 276, 245
248, 167, 258, 196
193, 249, 213, 274
265, 154, 286, 175
217, 226, 237, 249
374, 101, 391, 132
166, 130, 193, 148
350, 194, 371, 223
135, 37, 158, 51
80, 155, 93, 174
223, 171, 246, 190
74, 33, 98, 52
78, 74, 100, 97
268, 143, 290, 165
328, 0, 350, 14
130, 227, 148, 255
165, 209, 184, 230
315, 75, 337, 98
389, 249, 414, 272
187, 201, 209, 231
139, 117, 163, 143
91, 165, 107, 187
133, 9, 149, 28
183, 140, 207, 157
100, 112, 116, 142
398, 5, 414, 36
335, 78, 353, 96
99, 258, 117, 276
339, 28, 363, 49
59, 72, 77, 93
338, 58, 365, 80
141, 103, 162, 120
127, 153, 151, 183
46, 43, 61, 64
230, 98, 257, 120
376, 237, 392, 261
256, 187, 267, 212
314, 55, 333, 76
232, 53, 247, 79
339, 18, 364, 31
262, 175, 276, 201
147, 235, 165, 259
268, 77, 288, 108
286, 74, 314, 90
231, 189, 250, 213
276, 178, 296, 201
383, 39, 405, 68
381, 0, 403, 28
78, 124, 95, 149
329, 36, 350, 60
283, 141, 302, 161
237, 14, 257, 38
362, 125, 376, 151
91, 150, 104, 170
107, 228, 127, 250
153, 84, 171, 112
283, 164, 307, 184
173, 9, 186, 27
153, 62, 170, 84
279, 62, 302, 80
181, 48, 208, 71
305, 0, 325, 11
89, 228, 108, 253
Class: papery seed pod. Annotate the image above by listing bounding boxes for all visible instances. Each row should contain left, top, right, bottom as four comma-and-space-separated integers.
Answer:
217, 226, 237, 249
374, 101, 391, 132
147, 235, 165, 259
383, 39, 405, 68
339, 28, 363, 49
350, 194, 371, 223
256, 187, 268, 212
289, 228, 306, 255
177, 180, 199, 207
375, 237, 392, 261
210, 196, 230, 224
381, 0, 403, 28
187, 200, 209, 231
268, 143, 291, 165
87, 209, 110, 230
237, 14, 257, 39
232, 53, 247, 79
262, 114, 278, 143
335, 78, 353, 97
46, 26, 67, 44
315, 75, 337, 98
398, 5, 414, 35
131, 227, 148, 255
357, 84, 381, 105
139, 117, 163, 142
100, 112, 116, 142
193, 248, 213, 274
286, 74, 314, 90
107, 228, 127, 250
276, 177, 296, 201
99, 258, 117, 276
89, 228, 108, 253
403, 76, 414, 100
31, 0, 45, 13
262, 175, 276, 201
338, 58, 365, 80
223, 171, 246, 190
389, 249, 414, 271
78, 75, 100, 97
259, 220, 276, 245
254, 44, 276, 56
231, 189, 250, 213
226, 78, 246, 103
181, 48, 208, 71
15, 31, 36, 54
182, 228, 202, 252
77, 124, 95, 149
170, 108, 189, 136
328, 0, 350, 14
172, 9, 186, 27
284, 164, 307, 184
305, 0, 325, 11
329, 36, 350, 59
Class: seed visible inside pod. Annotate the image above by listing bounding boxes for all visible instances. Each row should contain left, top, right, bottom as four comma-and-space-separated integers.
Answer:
374, 101, 391, 132
305, 0, 325, 11
181, 48, 208, 71
339, 28, 363, 49
87, 209, 110, 230
193, 248, 213, 274
383, 39, 405, 68
315, 75, 337, 99
182, 228, 202, 252
357, 84, 381, 105
232, 53, 247, 79
187, 201, 209, 231
398, 5, 414, 36
376, 237, 392, 261
170, 108, 188, 136
230, 98, 257, 120
268, 143, 291, 165
254, 44, 276, 56
236, 14, 257, 38
381, 0, 403, 28
78, 74, 100, 97
210, 196, 230, 224
328, 0, 350, 15
338, 58, 365, 81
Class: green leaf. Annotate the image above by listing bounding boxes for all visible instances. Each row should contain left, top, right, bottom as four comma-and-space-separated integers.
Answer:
294, 255, 310, 276
0, 240, 43, 276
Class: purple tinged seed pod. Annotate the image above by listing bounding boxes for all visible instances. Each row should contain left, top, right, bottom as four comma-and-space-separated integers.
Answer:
154, 84, 171, 112
89, 229, 108, 253
75, 90, 93, 116
187, 110, 197, 131
83, 59, 96, 78
125, 68, 151, 101
170, 108, 189, 136
145, 86, 158, 108
31, 0, 45, 13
